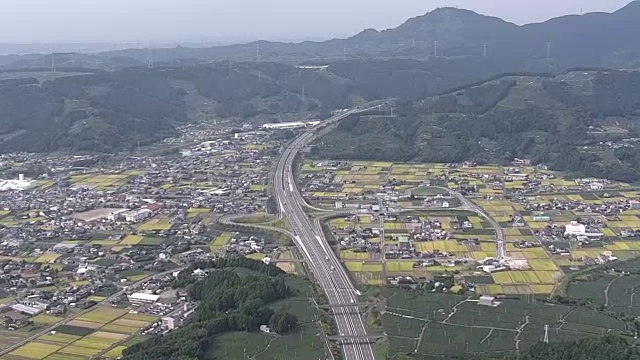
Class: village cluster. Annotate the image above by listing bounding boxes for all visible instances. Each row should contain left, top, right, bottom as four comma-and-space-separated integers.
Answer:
0, 124, 286, 358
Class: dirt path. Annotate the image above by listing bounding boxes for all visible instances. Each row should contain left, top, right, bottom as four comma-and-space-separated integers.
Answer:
604, 277, 621, 307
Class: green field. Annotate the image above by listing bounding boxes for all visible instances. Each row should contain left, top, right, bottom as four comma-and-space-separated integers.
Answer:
566, 258, 640, 317
205, 277, 325, 360
137, 217, 172, 231
77, 307, 128, 324
374, 287, 630, 358
210, 232, 233, 251
10, 342, 62, 359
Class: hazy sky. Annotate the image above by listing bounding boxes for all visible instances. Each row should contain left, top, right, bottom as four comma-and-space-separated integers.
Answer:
2, 0, 633, 43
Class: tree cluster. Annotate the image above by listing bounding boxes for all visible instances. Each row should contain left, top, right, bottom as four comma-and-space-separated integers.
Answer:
122, 258, 294, 360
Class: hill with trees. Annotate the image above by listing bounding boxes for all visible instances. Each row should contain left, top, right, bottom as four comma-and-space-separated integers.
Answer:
0, 59, 565, 154
0, 62, 356, 153
311, 69, 640, 183
122, 258, 299, 360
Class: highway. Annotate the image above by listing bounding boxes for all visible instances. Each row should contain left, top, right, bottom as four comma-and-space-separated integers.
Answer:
273, 106, 381, 360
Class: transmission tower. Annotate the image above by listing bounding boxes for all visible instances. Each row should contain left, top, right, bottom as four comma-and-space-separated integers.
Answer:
51, 53, 56, 73
546, 41, 551, 59
434, 40, 438, 57
256, 42, 261, 61
147, 47, 154, 69
483, 44, 487, 58
543, 325, 549, 343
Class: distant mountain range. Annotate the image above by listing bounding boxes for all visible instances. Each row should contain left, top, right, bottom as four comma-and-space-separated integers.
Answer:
2, 1, 640, 71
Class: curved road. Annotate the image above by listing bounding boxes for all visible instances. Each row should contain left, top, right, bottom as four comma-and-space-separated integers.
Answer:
430, 186, 506, 259
274, 106, 382, 360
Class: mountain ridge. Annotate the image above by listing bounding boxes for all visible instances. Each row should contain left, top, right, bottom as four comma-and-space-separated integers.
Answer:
2, 2, 640, 70
311, 68, 640, 182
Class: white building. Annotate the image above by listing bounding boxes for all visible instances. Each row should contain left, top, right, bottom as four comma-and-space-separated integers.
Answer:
123, 208, 153, 223
0, 174, 35, 191
107, 209, 129, 221
259, 325, 271, 333
564, 221, 586, 236
479, 295, 500, 307
161, 316, 175, 330
11, 303, 42, 315
261, 121, 320, 130
128, 292, 160, 304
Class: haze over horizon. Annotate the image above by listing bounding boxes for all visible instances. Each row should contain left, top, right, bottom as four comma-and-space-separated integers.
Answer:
2, 0, 634, 45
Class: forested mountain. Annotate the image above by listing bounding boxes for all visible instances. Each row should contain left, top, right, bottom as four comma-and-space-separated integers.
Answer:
0, 58, 558, 154
311, 69, 640, 183
4, 2, 640, 71
0, 62, 357, 153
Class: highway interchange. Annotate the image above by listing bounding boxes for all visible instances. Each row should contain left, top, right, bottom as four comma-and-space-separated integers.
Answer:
273, 107, 380, 360
271, 104, 504, 360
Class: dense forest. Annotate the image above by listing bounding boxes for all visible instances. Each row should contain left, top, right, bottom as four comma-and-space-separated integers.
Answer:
122, 258, 298, 360
313, 70, 640, 183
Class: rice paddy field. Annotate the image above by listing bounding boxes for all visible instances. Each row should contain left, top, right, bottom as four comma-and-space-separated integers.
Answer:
329, 207, 640, 296
3, 308, 160, 360
209, 232, 232, 251
137, 217, 173, 231
70, 173, 132, 190
317, 160, 640, 297
301, 161, 631, 200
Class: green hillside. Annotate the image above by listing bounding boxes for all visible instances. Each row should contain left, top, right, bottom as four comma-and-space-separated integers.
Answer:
0, 63, 352, 153
311, 69, 640, 182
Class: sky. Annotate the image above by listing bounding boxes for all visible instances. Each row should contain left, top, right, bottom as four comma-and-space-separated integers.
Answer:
1, 0, 634, 44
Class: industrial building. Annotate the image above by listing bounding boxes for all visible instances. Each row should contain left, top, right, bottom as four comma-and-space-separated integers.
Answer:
0, 174, 35, 191
128, 292, 160, 304
261, 121, 320, 130
11, 303, 42, 316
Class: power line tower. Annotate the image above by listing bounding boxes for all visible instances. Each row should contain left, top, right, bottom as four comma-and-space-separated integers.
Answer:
256, 42, 261, 62
546, 41, 552, 59
434, 40, 438, 57
147, 47, 154, 69
343, 46, 347, 61
483, 44, 487, 58
543, 325, 549, 343
50, 53, 56, 73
